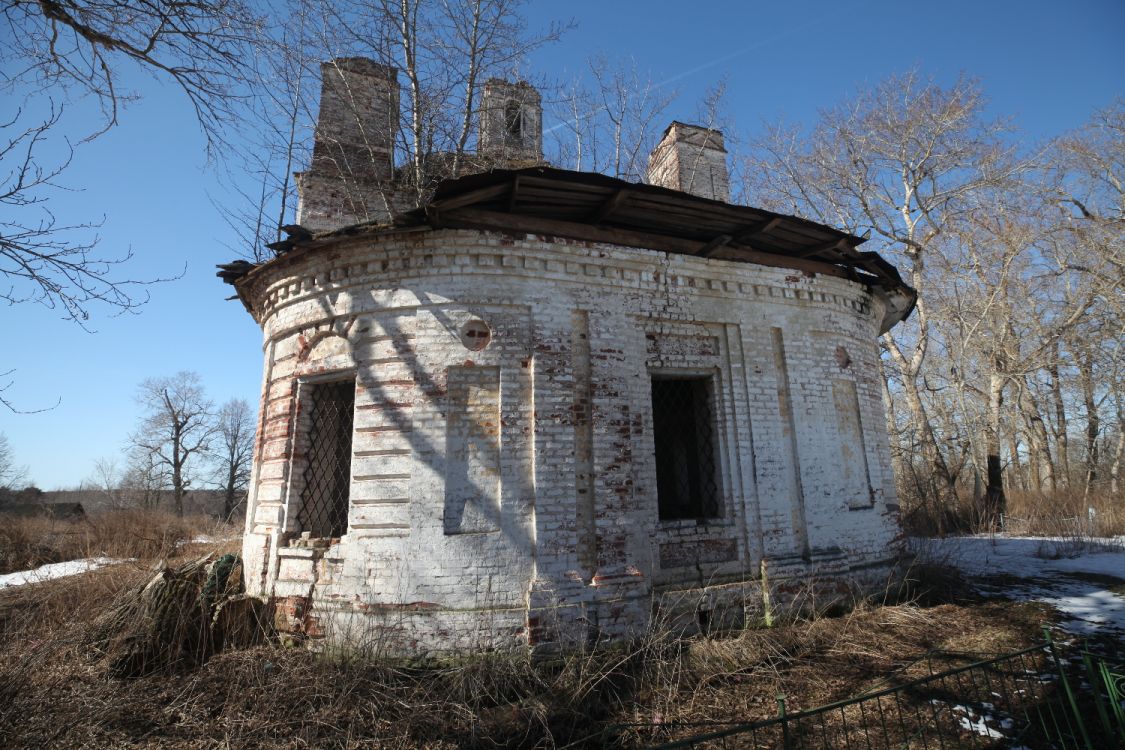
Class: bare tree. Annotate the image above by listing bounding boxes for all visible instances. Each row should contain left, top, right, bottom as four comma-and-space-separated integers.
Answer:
121, 450, 165, 510
1, 1, 263, 408
1, 105, 154, 328
354, 0, 568, 194
222, 0, 568, 260
0, 0, 261, 351
745, 71, 1026, 519
210, 398, 255, 521
1049, 101, 1125, 497
0, 432, 29, 492
548, 55, 678, 181
129, 372, 217, 516
2, 0, 262, 148
83, 456, 125, 509
213, 2, 318, 261
931, 188, 1098, 515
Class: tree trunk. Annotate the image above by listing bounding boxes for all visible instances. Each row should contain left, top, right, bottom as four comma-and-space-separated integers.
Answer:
900, 375, 958, 505
1049, 349, 1069, 488
173, 425, 185, 517
879, 359, 909, 502
1008, 433, 1024, 491
173, 466, 185, 517
1079, 350, 1100, 495
224, 465, 237, 521
1110, 422, 1123, 497
1018, 380, 1055, 492
983, 371, 1006, 524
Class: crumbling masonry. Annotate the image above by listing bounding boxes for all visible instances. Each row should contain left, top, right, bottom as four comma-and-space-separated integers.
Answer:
220, 58, 916, 653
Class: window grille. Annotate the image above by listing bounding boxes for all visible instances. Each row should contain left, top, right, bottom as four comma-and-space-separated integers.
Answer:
296, 379, 355, 537
650, 376, 720, 520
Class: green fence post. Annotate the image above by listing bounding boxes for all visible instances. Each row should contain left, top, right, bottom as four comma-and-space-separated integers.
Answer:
777, 694, 791, 750
1096, 659, 1125, 743
1043, 626, 1093, 750
1081, 649, 1115, 742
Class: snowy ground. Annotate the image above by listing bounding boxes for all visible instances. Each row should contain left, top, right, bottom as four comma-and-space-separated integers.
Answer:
0, 558, 125, 589
917, 535, 1125, 639
1, 535, 234, 591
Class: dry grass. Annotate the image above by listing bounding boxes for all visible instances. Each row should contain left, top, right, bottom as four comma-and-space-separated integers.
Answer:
1002, 488, 1125, 537
0, 550, 1050, 749
0, 510, 1056, 748
0, 509, 238, 575
900, 485, 1124, 538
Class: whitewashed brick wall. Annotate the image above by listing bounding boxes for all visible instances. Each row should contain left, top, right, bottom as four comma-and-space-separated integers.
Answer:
239, 228, 903, 653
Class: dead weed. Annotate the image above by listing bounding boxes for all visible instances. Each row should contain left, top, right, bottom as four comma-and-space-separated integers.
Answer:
0, 562, 1050, 749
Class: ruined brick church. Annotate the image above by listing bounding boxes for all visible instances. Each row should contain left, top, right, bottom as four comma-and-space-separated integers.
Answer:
220, 58, 916, 652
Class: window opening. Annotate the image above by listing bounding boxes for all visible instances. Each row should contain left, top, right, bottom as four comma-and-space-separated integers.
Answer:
504, 101, 523, 143
650, 375, 720, 520
296, 379, 355, 537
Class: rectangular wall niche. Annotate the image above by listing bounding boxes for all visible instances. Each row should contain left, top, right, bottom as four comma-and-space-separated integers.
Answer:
832, 379, 875, 509
650, 375, 721, 520
296, 378, 356, 538
444, 366, 502, 534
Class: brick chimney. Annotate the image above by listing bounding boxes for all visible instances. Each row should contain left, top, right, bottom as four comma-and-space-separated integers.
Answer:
296, 58, 400, 232
646, 122, 730, 203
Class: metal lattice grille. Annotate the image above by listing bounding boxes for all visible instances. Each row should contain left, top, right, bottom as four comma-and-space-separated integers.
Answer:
651, 376, 720, 520
297, 380, 355, 537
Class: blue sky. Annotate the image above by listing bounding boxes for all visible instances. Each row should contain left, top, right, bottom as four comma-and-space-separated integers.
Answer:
1, 0, 1122, 489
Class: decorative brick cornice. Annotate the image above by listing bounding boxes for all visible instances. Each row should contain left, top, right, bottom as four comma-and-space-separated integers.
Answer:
242, 229, 875, 327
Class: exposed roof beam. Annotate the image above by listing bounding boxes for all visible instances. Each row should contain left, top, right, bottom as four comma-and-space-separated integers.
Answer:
734, 216, 784, 244
589, 188, 630, 224
793, 237, 851, 259
697, 234, 732, 257
700, 216, 786, 258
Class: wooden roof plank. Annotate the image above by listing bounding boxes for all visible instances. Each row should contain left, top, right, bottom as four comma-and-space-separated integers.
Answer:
437, 207, 850, 280
429, 182, 512, 211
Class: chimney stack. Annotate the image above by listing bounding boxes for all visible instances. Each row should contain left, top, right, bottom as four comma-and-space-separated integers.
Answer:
646, 122, 729, 203
296, 58, 400, 232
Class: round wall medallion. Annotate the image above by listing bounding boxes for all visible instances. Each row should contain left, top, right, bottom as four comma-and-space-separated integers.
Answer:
460, 319, 492, 351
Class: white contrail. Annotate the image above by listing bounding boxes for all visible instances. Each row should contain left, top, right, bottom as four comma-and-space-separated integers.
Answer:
543, 2, 865, 135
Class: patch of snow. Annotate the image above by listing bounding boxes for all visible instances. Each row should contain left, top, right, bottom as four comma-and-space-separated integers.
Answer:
931, 701, 1012, 742
0, 557, 125, 588
956, 713, 1005, 739
1044, 590, 1123, 633
914, 535, 1125, 637
176, 534, 238, 547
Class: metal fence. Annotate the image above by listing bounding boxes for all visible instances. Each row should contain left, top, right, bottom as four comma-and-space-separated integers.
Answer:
997, 511, 1118, 541
611, 630, 1124, 749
